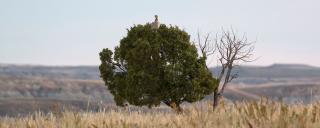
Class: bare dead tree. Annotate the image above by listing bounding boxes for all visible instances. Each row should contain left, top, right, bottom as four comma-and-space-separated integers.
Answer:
197, 28, 255, 109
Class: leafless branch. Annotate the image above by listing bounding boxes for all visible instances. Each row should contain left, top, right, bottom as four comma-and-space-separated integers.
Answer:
197, 32, 216, 58
112, 62, 127, 72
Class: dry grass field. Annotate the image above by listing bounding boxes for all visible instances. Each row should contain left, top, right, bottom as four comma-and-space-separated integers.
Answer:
0, 99, 320, 128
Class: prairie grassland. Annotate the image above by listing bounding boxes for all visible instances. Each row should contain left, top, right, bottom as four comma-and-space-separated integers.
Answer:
1, 100, 320, 128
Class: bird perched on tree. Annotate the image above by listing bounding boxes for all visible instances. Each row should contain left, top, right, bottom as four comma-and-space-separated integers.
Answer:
151, 15, 160, 29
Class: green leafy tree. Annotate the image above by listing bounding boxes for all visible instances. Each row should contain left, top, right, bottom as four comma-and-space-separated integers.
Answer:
99, 23, 217, 112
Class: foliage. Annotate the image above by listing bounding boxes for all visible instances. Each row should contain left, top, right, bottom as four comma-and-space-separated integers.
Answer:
99, 24, 217, 110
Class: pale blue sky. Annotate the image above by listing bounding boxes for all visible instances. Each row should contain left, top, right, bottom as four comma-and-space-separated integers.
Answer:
0, 0, 319, 66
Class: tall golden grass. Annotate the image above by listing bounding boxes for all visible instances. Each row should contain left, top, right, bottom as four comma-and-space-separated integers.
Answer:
0, 99, 320, 128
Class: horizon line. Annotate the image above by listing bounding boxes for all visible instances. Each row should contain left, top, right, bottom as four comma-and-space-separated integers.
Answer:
0, 62, 318, 68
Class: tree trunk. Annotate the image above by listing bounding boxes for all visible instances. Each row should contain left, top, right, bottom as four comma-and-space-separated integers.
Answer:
163, 101, 183, 113
175, 105, 183, 113
213, 88, 221, 110
213, 66, 232, 110
169, 102, 183, 113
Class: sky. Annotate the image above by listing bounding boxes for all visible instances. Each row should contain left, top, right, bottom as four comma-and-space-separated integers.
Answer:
0, 0, 319, 66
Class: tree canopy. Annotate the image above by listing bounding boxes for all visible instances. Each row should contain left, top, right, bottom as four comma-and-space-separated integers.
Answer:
99, 23, 217, 112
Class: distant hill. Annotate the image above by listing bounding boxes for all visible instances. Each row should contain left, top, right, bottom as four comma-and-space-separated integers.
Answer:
210, 64, 320, 85
1, 63, 320, 86
2, 63, 320, 80
0, 63, 320, 116
211, 64, 320, 78
0, 64, 100, 80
